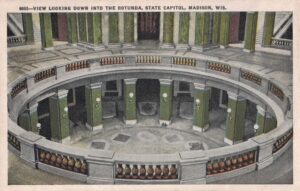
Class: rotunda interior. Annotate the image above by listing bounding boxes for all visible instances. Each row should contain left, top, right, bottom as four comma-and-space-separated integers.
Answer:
7, 11, 293, 184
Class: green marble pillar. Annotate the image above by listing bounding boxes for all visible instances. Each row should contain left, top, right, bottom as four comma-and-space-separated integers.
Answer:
244, 12, 258, 52
262, 12, 275, 47
178, 12, 189, 44
87, 13, 102, 45
124, 13, 134, 44
78, 13, 87, 42
39, 13, 53, 49
85, 82, 103, 131
219, 12, 231, 48
49, 90, 70, 143
194, 13, 210, 50
255, 105, 266, 136
67, 13, 78, 44
124, 79, 137, 125
18, 103, 38, 132
163, 12, 174, 44
193, 84, 210, 132
22, 13, 34, 44
109, 13, 119, 43
159, 79, 173, 125
264, 113, 277, 133
212, 13, 220, 45
224, 93, 246, 145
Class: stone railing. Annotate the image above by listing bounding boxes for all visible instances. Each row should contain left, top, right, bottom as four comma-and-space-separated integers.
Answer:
269, 82, 284, 101
8, 132, 21, 151
7, 35, 27, 47
136, 55, 161, 64
272, 129, 293, 154
7, 52, 292, 184
99, 56, 125, 65
34, 67, 56, 83
172, 57, 196, 67
271, 38, 292, 50
115, 163, 178, 180
240, 70, 262, 86
10, 79, 27, 98
37, 147, 88, 175
66, 60, 89, 72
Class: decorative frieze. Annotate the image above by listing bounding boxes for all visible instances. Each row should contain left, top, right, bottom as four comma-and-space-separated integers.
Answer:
206, 149, 257, 175
172, 57, 196, 67
207, 61, 231, 74
100, 57, 125, 65
8, 132, 21, 151
241, 70, 262, 85
136, 56, 161, 64
65, 60, 89, 72
34, 68, 56, 83
37, 148, 88, 175
115, 163, 178, 180
272, 129, 293, 153
10, 79, 27, 98
269, 83, 284, 101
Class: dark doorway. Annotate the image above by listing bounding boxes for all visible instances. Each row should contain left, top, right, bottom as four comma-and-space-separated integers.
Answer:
37, 98, 51, 140
138, 13, 160, 40
238, 12, 247, 41
136, 79, 160, 102
68, 86, 86, 124
51, 13, 68, 41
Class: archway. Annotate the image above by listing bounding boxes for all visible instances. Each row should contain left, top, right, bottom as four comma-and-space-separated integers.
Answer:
138, 13, 160, 40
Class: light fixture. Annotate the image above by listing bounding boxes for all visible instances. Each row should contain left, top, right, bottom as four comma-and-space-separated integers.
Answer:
162, 93, 168, 98
227, 108, 232, 120
36, 123, 41, 131
195, 99, 200, 108
95, 97, 101, 108
254, 124, 259, 132
129, 92, 134, 98
63, 106, 68, 118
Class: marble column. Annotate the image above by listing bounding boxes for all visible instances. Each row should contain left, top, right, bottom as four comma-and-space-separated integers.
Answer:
262, 12, 275, 47
85, 82, 103, 131
18, 102, 38, 133
176, 12, 190, 50
224, 93, 246, 145
39, 13, 53, 49
192, 13, 210, 52
78, 13, 87, 42
22, 13, 34, 44
160, 12, 174, 48
264, 112, 277, 133
108, 13, 119, 45
49, 90, 70, 143
193, 84, 210, 132
243, 12, 258, 52
87, 13, 102, 45
255, 105, 266, 136
219, 12, 231, 48
211, 12, 220, 46
188, 12, 196, 47
124, 79, 137, 125
67, 13, 78, 45
123, 12, 135, 47
102, 13, 109, 46
159, 79, 173, 125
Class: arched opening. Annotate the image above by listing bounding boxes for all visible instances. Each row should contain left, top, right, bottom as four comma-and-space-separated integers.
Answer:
51, 13, 68, 41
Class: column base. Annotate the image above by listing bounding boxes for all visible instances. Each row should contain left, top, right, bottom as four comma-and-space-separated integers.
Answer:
191, 45, 204, 52
43, 47, 54, 51
224, 137, 243, 145
193, 124, 209, 132
175, 44, 190, 50
51, 136, 71, 144
243, 48, 255, 53
86, 123, 103, 131
220, 45, 228, 49
125, 119, 137, 125
107, 43, 122, 49
77, 42, 105, 51
122, 43, 136, 49
160, 43, 175, 49
159, 120, 171, 126
67, 43, 78, 47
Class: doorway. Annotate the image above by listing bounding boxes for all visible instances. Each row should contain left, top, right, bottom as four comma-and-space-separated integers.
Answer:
138, 13, 160, 40
51, 13, 68, 41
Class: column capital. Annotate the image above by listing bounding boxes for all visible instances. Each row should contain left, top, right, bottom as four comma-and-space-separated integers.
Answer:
159, 79, 172, 85
124, 78, 137, 85
87, 82, 102, 89
57, 89, 69, 99
256, 105, 266, 116
194, 83, 209, 90
28, 102, 38, 113
227, 92, 245, 101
